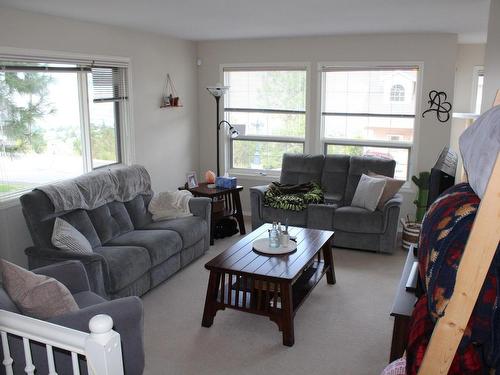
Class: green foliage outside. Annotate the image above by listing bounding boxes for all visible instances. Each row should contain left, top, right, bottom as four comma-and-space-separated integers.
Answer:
231, 71, 306, 170
0, 183, 29, 193
73, 121, 117, 162
91, 123, 117, 161
0, 71, 54, 154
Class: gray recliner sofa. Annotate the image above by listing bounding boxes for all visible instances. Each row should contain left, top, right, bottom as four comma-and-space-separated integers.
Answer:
20, 166, 211, 299
0, 260, 144, 375
250, 154, 402, 254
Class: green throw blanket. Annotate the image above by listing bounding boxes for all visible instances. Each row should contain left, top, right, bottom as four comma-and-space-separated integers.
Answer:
263, 182, 324, 211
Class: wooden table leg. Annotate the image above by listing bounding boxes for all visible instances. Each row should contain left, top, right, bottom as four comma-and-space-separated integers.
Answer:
209, 209, 215, 246
389, 315, 410, 362
232, 191, 246, 235
322, 239, 336, 285
280, 282, 295, 346
202, 271, 220, 327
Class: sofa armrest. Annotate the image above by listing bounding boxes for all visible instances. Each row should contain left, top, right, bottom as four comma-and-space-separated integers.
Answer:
49, 296, 144, 375
189, 197, 211, 249
25, 247, 108, 298
250, 185, 270, 230
382, 193, 403, 212
33, 260, 90, 294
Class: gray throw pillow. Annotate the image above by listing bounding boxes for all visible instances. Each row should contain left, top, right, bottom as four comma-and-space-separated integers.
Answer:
351, 174, 387, 211
51, 217, 93, 253
1, 259, 79, 319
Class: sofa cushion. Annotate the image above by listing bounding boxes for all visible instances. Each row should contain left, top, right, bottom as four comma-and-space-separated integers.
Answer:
280, 154, 325, 185
333, 206, 385, 234
107, 230, 182, 267
125, 194, 153, 229
262, 206, 307, 227
93, 245, 151, 293
72, 291, 107, 308
59, 209, 101, 249
344, 156, 396, 205
324, 193, 343, 205
321, 154, 350, 205
88, 202, 134, 244
142, 216, 208, 248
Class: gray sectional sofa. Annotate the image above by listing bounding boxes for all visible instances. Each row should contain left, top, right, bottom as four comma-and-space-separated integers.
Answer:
250, 154, 402, 254
20, 166, 211, 299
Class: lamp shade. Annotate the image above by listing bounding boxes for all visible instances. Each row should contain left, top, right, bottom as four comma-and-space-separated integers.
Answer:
207, 84, 229, 98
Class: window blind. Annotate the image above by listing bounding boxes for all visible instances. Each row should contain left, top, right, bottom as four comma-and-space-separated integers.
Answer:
91, 67, 128, 103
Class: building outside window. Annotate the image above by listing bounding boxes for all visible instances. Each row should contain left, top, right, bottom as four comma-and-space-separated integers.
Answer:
0, 57, 129, 200
321, 66, 419, 181
390, 84, 405, 102
223, 68, 307, 173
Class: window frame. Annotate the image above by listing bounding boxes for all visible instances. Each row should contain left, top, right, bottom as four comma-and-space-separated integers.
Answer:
318, 61, 424, 185
0, 46, 134, 206
220, 63, 311, 178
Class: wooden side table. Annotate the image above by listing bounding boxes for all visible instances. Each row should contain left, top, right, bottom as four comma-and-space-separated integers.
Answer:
187, 182, 246, 245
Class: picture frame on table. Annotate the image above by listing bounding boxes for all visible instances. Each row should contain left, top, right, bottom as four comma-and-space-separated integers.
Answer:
186, 171, 198, 188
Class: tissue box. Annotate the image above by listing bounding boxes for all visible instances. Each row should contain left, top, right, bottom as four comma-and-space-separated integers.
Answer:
216, 176, 237, 189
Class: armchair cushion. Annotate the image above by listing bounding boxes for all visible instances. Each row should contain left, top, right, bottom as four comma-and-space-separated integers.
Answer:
72, 290, 107, 308
1, 259, 79, 319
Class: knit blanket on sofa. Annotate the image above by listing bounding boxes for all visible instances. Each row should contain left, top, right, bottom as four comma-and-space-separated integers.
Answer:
263, 182, 324, 211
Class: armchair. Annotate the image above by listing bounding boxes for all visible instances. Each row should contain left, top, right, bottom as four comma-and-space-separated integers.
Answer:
0, 261, 144, 375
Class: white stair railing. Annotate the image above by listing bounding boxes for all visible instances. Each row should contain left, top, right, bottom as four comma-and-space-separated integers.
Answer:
0, 310, 124, 375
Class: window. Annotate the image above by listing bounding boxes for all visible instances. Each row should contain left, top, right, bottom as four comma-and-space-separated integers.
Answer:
472, 67, 484, 114
390, 84, 405, 102
321, 66, 419, 180
0, 58, 129, 200
224, 68, 307, 172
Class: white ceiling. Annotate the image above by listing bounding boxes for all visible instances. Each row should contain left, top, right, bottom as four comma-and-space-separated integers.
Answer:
0, 0, 490, 43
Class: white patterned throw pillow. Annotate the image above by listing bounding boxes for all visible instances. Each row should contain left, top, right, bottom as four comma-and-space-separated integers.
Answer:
51, 217, 93, 253
351, 173, 387, 212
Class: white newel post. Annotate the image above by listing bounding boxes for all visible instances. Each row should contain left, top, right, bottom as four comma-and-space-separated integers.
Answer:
85, 315, 124, 375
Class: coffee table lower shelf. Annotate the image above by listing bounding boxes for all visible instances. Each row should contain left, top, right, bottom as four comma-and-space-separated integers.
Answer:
202, 259, 335, 346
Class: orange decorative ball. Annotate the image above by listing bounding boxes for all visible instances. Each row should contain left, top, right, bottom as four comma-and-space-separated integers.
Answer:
205, 170, 216, 183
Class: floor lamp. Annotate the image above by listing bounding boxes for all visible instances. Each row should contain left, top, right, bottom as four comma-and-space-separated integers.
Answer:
207, 84, 239, 177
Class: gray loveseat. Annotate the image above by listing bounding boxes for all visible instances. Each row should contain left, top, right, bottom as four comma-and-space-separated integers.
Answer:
0, 261, 144, 375
250, 154, 402, 254
20, 166, 211, 299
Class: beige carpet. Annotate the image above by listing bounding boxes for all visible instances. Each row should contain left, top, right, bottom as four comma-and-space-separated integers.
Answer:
142, 225, 407, 375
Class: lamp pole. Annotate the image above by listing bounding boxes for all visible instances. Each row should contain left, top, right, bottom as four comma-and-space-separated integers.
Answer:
215, 95, 221, 177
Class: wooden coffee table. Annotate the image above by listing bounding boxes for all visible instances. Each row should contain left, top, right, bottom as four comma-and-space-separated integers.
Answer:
201, 224, 335, 346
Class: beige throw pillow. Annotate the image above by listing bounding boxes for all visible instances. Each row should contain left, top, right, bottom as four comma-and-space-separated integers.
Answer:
368, 172, 405, 210
1, 259, 79, 320
351, 174, 387, 212
52, 217, 93, 253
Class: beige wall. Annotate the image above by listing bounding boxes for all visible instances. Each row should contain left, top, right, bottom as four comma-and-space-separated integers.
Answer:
197, 34, 458, 222
483, 0, 500, 112
0, 7, 199, 266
